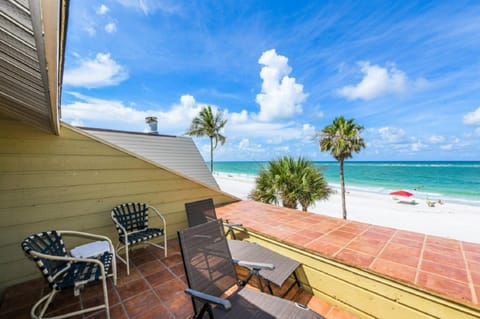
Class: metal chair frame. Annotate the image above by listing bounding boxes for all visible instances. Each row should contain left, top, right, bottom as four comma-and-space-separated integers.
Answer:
111, 202, 167, 275
178, 220, 324, 319
185, 198, 301, 296
21, 230, 117, 319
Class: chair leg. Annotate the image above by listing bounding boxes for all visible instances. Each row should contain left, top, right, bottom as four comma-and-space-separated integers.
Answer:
125, 242, 130, 275
31, 289, 57, 319
101, 276, 111, 319
115, 242, 130, 276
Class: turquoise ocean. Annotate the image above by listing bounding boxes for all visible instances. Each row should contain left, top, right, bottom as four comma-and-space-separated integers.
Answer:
214, 161, 480, 206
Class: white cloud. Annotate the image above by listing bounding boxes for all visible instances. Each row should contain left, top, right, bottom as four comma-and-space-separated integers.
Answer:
440, 144, 453, 150
377, 126, 405, 143
228, 110, 248, 124
105, 22, 117, 33
463, 107, 480, 125
411, 141, 426, 152
429, 135, 445, 144
255, 49, 307, 122
97, 4, 109, 15
338, 62, 409, 100
62, 93, 204, 134
63, 53, 128, 88
302, 123, 316, 142
115, 0, 181, 15
85, 25, 96, 36
239, 138, 250, 150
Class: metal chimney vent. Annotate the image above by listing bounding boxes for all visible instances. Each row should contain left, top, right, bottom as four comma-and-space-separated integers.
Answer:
145, 116, 158, 134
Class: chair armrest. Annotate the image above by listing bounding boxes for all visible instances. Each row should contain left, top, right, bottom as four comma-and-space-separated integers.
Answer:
232, 259, 275, 270
223, 222, 243, 228
149, 206, 167, 229
111, 216, 128, 235
184, 288, 232, 310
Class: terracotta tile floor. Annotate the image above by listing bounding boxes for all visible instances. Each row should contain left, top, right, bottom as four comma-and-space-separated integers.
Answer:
216, 200, 480, 308
0, 238, 358, 319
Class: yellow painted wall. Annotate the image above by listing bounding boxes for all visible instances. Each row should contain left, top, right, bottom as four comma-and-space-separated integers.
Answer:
0, 117, 236, 294
236, 230, 480, 319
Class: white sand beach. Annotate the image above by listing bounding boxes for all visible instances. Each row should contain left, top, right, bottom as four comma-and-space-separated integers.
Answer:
214, 173, 480, 244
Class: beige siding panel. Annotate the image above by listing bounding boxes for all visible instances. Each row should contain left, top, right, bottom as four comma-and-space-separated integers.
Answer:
0, 168, 175, 190
83, 128, 220, 189
0, 119, 236, 293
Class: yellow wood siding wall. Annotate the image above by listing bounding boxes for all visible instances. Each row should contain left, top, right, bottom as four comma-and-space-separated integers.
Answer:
236, 230, 480, 319
0, 118, 236, 293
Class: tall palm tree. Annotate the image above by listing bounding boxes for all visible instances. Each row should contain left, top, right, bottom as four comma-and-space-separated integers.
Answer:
186, 105, 227, 172
249, 156, 331, 211
319, 116, 365, 219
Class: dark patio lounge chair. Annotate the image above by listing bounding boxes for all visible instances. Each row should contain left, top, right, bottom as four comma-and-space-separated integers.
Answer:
185, 198, 300, 296
178, 220, 324, 319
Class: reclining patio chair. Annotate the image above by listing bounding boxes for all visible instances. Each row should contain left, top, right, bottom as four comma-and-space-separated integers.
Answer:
111, 202, 167, 275
178, 220, 324, 319
21, 230, 117, 319
185, 198, 300, 296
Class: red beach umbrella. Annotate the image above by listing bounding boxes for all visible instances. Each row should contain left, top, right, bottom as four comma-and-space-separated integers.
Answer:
389, 190, 413, 197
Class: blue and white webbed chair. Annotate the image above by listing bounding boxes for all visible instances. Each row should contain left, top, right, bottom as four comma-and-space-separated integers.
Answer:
21, 230, 117, 319
111, 202, 167, 275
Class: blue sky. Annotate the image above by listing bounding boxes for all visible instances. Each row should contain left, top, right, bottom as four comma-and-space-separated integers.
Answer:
61, 0, 480, 161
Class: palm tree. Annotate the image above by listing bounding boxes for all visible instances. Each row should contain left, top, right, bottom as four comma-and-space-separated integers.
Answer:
318, 116, 365, 219
249, 156, 331, 211
186, 105, 227, 172
295, 159, 332, 211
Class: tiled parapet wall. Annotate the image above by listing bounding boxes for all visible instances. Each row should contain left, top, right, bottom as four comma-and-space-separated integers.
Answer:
216, 200, 480, 319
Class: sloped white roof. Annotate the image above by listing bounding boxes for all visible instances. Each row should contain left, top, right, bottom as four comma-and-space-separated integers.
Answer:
81, 127, 219, 189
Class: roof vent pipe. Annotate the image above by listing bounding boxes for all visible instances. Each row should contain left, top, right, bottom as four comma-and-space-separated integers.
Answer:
145, 116, 158, 134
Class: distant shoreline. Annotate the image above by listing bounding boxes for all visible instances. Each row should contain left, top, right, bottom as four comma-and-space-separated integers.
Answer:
212, 160, 480, 204
214, 172, 480, 243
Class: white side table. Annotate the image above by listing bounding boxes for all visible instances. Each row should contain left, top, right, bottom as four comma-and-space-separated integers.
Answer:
71, 240, 110, 258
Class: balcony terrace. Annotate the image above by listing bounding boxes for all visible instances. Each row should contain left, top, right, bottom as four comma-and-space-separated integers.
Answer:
1, 200, 479, 319
0, 238, 356, 319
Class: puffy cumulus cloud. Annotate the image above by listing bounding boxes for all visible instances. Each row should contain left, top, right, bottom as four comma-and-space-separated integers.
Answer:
439, 137, 464, 151
62, 93, 204, 134
228, 110, 248, 124
227, 120, 309, 145
377, 126, 406, 143
97, 4, 109, 15
255, 49, 307, 122
115, 0, 181, 15
463, 107, 480, 125
62, 93, 145, 125
302, 123, 317, 143
411, 141, 426, 152
63, 53, 128, 88
105, 22, 117, 33
428, 135, 445, 144
338, 62, 414, 100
